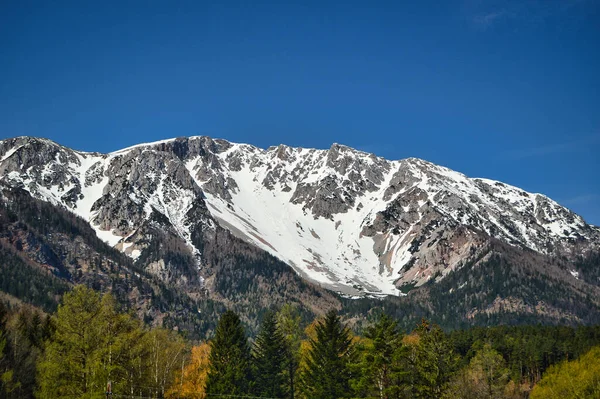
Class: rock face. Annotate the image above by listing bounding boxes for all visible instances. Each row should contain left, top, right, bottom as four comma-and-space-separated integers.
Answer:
1, 136, 598, 297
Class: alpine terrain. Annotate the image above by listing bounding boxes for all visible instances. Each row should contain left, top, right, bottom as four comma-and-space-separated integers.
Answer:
1, 136, 599, 334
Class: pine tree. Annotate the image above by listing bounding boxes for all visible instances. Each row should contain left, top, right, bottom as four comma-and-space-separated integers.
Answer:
253, 310, 288, 398
300, 309, 356, 399
205, 310, 252, 396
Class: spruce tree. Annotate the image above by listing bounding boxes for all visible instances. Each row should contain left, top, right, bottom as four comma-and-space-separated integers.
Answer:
413, 319, 458, 398
205, 310, 252, 396
357, 314, 407, 399
252, 310, 287, 398
300, 309, 355, 399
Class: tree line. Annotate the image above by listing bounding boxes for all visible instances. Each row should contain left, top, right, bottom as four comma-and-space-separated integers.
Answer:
1, 285, 599, 398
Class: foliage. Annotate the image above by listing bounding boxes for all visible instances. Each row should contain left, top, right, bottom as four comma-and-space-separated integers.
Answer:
252, 310, 288, 398
354, 314, 408, 399
0, 328, 19, 396
449, 324, 600, 385
300, 309, 356, 399
36, 286, 139, 398
143, 328, 187, 398
167, 342, 211, 399
411, 319, 459, 398
530, 345, 600, 399
35, 285, 186, 399
0, 245, 70, 313
0, 279, 598, 399
205, 310, 252, 396
277, 304, 303, 399
444, 343, 514, 399
0, 302, 51, 399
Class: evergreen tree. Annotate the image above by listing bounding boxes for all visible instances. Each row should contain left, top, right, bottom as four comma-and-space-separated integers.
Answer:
300, 309, 355, 399
253, 310, 288, 398
413, 319, 459, 398
356, 314, 407, 399
205, 310, 252, 396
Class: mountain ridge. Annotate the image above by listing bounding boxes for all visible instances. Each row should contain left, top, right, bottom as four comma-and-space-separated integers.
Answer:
0, 135, 598, 297
1, 135, 600, 335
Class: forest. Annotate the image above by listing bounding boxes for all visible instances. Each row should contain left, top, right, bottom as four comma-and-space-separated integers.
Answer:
1, 285, 599, 399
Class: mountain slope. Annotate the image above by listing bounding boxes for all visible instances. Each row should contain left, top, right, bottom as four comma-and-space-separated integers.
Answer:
0, 181, 340, 337
0, 136, 598, 299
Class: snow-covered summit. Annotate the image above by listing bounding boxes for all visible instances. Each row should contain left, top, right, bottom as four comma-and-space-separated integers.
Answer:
0, 136, 598, 296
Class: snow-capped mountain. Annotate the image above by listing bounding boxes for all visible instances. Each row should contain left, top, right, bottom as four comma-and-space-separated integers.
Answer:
1, 136, 598, 296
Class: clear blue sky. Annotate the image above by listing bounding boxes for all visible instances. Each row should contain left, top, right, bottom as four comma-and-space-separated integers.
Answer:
1, 1, 599, 224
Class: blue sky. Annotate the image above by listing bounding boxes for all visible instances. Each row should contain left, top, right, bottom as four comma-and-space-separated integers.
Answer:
1, 0, 599, 224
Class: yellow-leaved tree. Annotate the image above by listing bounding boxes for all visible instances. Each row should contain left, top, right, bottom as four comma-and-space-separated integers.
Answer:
167, 342, 211, 399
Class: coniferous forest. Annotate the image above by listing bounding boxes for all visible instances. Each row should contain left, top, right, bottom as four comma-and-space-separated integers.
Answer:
1, 285, 599, 398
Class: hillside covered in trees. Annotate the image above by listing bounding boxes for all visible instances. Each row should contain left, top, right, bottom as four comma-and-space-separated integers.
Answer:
1, 285, 599, 398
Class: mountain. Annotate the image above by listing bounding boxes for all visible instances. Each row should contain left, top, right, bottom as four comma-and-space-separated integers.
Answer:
0, 136, 599, 333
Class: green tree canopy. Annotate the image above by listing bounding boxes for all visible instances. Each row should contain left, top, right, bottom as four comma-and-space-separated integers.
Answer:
444, 343, 512, 399
36, 285, 143, 398
205, 310, 252, 396
530, 345, 600, 399
277, 304, 303, 399
355, 314, 407, 399
300, 309, 356, 399
413, 319, 459, 398
252, 310, 288, 398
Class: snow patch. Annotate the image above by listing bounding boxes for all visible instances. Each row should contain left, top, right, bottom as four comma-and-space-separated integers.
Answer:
570, 270, 579, 279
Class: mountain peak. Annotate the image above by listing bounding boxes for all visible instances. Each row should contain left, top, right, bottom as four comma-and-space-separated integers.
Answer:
0, 135, 598, 296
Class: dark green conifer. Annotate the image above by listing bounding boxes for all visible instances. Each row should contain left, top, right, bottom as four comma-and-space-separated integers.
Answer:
300, 309, 355, 399
252, 310, 288, 398
413, 319, 459, 398
205, 310, 252, 396
356, 314, 407, 399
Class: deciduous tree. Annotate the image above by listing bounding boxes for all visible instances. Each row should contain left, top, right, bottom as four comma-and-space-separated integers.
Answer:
167, 342, 211, 399
530, 346, 600, 399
